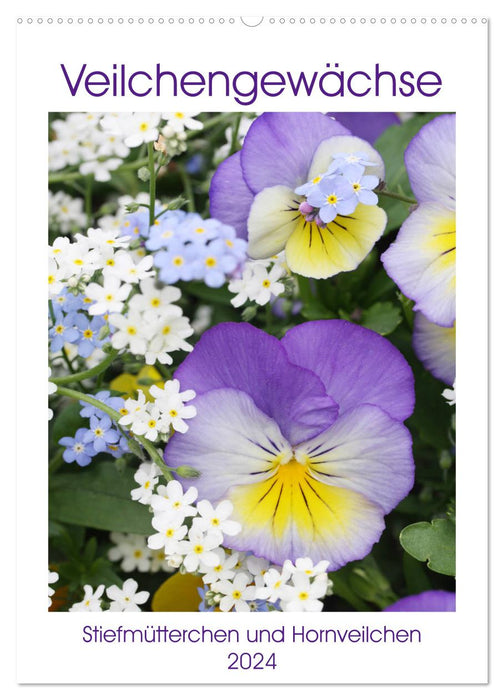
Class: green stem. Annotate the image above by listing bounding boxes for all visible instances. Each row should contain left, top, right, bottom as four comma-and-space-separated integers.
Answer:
229, 114, 242, 155
61, 345, 77, 376
48, 299, 56, 325
155, 361, 172, 379
49, 447, 65, 474
55, 386, 173, 480
52, 349, 120, 386
48, 158, 150, 185
178, 164, 195, 213
148, 142, 156, 226
187, 112, 235, 138
85, 175, 93, 227
379, 189, 417, 205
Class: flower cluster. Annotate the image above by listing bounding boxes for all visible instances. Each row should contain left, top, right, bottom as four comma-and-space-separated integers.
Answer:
119, 379, 196, 460
200, 556, 331, 613
143, 479, 330, 613
49, 287, 108, 361
69, 578, 149, 612
107, 278, 194, 366
108, 532, 175, 574
49, 226, 131, 297
48, 226, 194, 368
295, 151, 379, 226
59, 391, 129, 467
49, 111, 202, 180
228, 254, 287, 307
145, 210, 247, 288
49, 190, 87, 234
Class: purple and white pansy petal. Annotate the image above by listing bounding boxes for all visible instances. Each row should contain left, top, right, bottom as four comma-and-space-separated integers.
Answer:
381, 202, 455, 327
240, 112, 350, 193
165, 388, 294, 502
174, 323, 339, 445
209, 112, 387, 280
405, 114, 455, 210
384, 590, 455, 612
281, 320, 415, 421
208, 151, 254, 240
225, 475, 386, 570
413, 312, 456, 386
326, 112, 400, 145
247, 185, 301, 260
166, 321, 415, 571
294, 404, 414, 514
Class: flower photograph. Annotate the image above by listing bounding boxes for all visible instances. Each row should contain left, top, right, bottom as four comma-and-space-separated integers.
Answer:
47, 111, 455, 614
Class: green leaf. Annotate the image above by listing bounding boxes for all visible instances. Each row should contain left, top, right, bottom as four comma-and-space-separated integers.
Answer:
49, 460, 154, 535
329, 555, 397, 610
300, 299, 335, 321
51, 400, 86, 443
375, 113, 442, 233
407, 369, 453, 449
181, 281, 233, 305
361, 301, 402, 336
399, 518, 455, 576
403, 552, 432, 595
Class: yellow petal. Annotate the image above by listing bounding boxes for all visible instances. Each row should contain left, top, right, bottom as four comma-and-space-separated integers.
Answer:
228, 458, 382, 566
110, 366, 165, 401
152, 572, 203, 612
285, 204, 387, 279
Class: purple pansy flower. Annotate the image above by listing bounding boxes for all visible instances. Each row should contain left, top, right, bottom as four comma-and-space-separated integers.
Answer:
381, 114, 456, 328
164, 321, 415, 570
326, 112, 400, 144
210, 112, 387, 280
384, 590, 455, 612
